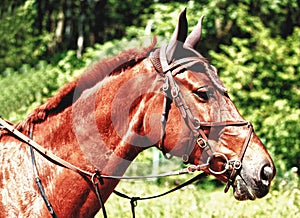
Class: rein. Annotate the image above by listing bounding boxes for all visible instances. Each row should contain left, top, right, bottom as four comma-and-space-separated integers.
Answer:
113, 172, 207, 218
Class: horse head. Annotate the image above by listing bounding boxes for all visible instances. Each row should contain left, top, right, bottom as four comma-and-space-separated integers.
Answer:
143, 8, 275, 200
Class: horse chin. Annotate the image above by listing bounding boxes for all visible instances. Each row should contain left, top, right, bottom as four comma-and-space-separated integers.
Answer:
232, 175, 256, 201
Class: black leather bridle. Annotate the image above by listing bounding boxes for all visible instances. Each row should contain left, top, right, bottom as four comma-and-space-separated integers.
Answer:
150, 45, 254, 193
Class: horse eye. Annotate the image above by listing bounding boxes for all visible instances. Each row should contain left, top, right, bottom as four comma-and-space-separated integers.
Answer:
194, 86, 214, 101
195, 90, 209, 100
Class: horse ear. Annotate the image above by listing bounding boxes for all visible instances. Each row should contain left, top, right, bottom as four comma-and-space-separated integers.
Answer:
184, 15, 205, 48
165, 8, 188, 62
171, 7, 188, 43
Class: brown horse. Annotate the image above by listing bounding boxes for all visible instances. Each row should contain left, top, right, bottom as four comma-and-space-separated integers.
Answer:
0, 9, 275, 217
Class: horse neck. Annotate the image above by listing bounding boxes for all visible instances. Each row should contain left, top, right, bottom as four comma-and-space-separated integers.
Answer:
34, 103, 147, 217
72, 58, 160, 173
9, 89, 137, 217
28, 58, 159, 216
0, 57, 161, 217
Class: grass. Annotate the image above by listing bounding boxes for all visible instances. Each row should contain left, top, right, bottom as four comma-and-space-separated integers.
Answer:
95, 175, 299, 218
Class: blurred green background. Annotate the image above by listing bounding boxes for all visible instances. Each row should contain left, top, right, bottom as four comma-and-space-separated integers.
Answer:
0, 0, 299, 217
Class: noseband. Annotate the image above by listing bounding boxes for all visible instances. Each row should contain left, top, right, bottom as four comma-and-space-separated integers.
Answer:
150, 45, 253, 192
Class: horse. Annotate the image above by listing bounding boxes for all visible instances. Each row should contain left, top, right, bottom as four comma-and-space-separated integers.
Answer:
0, 8, 275, 217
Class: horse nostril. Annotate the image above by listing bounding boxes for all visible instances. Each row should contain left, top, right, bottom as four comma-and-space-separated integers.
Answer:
260, 165, 273, 186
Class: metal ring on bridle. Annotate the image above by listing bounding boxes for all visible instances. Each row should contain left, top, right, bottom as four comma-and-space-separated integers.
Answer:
91, 173, 98, 185
206, 152, 229, 175
233, 160, 242, 170
193, 118, 201, 129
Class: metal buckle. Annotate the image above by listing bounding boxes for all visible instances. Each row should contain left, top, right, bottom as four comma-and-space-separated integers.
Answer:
197, 137, 207, 148
187, 165, 197, 173
171, 86, 179, 98
182, 154, 189, 163
162, 76, 169, 91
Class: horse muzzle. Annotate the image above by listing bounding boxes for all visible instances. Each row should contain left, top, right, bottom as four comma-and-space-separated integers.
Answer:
232, 163, 275, 200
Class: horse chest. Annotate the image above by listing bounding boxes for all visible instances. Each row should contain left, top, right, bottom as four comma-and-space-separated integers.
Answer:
0, 141, 49, 217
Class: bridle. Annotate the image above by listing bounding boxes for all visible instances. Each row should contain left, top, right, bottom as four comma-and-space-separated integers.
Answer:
0, 45, 253, 218
150, 45, 254, 192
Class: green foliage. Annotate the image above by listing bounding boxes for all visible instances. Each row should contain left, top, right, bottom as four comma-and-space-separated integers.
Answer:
0, 50, 87, 122
135, 0, 299, 56
0, 0, 52, 72
104, 0, 153, 39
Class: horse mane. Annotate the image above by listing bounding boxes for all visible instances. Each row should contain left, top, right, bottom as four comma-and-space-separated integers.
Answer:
16, 38, 157, 131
